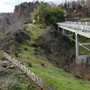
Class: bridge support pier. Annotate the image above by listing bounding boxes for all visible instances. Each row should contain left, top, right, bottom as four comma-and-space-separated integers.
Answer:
76, 33, 79, 58
63, 29, 65, 35
57, 26, 79, 58
58, 26, 59, 32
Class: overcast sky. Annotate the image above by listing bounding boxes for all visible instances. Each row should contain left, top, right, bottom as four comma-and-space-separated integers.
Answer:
0, 0, 75, 13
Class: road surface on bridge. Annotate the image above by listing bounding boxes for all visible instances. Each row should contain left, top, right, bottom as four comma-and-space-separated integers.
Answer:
57, 21, 90, 38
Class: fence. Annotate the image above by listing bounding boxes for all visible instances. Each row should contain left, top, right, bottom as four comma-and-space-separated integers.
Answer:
4, 52, 43, 90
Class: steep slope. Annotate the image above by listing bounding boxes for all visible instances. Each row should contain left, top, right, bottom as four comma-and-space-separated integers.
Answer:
11, 24, 90, 90
0, 28, 37, 90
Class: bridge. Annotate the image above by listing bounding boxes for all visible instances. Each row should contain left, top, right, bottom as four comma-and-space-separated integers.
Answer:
57, 21, 90, 64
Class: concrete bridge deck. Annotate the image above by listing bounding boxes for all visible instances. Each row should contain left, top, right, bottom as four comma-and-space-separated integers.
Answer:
57, 21, 90, 64
57, 21, 90, 38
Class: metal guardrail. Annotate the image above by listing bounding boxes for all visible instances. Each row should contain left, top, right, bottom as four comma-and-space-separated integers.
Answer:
4, 52, 43, 90
58, 21, 90, 32
65, 21, 90, 25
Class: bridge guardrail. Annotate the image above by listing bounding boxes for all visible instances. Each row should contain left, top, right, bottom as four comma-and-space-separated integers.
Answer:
65, 21, 90, 26
58, 22, 90, 32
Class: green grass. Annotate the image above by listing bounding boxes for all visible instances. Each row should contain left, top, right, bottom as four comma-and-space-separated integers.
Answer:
79, 46, 90, 55
14, 24, 90, 90
79, 35, 90, 55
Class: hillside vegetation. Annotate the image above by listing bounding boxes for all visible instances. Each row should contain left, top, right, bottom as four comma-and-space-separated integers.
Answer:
0, 1, 90, 90
11, 24, 90, 90
31, 3, 64, 25
0, 23, 90, 90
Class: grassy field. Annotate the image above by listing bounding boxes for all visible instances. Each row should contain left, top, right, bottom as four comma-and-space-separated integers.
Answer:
12, 24, 90, 90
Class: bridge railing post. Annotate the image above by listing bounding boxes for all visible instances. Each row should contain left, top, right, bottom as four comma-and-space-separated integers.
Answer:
63, 29, 65, 35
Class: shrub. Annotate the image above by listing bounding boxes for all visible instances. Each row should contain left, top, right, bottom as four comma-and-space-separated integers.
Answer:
31, 3, 65, 26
